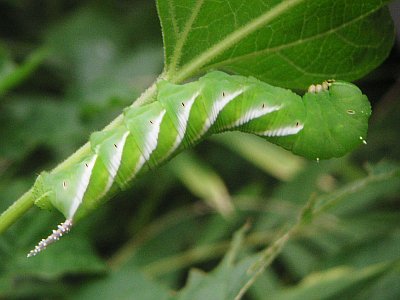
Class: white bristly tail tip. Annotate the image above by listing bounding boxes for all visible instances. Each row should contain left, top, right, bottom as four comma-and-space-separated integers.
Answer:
27, 219, 73, 258
359, 136, 367, 145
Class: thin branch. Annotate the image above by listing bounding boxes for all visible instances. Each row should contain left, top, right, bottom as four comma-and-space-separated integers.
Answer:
0, 188, 34, 233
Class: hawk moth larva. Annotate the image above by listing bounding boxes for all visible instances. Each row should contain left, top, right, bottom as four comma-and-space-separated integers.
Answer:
27, 71, 371, 256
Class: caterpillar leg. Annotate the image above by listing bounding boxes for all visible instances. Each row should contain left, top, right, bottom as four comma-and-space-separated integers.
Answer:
27, 219, 73, 257
307, 80, 334, 93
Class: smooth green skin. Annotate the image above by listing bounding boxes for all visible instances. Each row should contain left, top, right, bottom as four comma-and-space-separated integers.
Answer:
268, 81, 371, 159
32, 72, 371, 221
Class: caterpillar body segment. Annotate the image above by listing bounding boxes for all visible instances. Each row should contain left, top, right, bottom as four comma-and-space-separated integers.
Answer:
29, 71, 371, 256
268, 80, 371, 159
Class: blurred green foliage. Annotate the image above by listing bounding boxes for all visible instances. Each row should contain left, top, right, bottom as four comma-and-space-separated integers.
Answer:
0, 0, 399, 299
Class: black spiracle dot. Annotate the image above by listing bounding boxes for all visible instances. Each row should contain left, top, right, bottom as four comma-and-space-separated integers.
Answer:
347, 109, 355, 115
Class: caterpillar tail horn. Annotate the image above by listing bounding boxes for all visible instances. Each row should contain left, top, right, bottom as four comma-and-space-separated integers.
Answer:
27, 219, 73, 257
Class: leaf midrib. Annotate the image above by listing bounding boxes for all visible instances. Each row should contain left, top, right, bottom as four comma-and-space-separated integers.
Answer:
165, 0, 306, 83
168, 0, 205, 72
203, 5, 388, 72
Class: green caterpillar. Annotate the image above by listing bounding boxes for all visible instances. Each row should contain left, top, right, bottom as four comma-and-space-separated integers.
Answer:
27, 71, 371, 257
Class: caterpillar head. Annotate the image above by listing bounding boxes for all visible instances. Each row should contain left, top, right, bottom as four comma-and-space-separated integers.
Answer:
269, 80, 371, 160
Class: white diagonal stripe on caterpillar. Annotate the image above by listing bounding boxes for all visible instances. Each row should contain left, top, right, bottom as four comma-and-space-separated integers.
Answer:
68, 155, 97, 219
166, 92, 198, 158
132, 109, 166, 176
224, 104, 283, 130
200, 87, 247, 136
103, 131, 130, 194
257, 124, 304, 137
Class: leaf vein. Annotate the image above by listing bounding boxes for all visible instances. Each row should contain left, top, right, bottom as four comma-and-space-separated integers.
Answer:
203, 5, 387, 70
167, 0, 179, 37
169, 0, 205, 72
168, 0, 306, 82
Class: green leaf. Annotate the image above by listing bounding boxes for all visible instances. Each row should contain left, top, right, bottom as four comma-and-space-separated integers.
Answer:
175, 224, 258, 300
352, 266, 400, 300
314, 162, 400, 215
272, 262, 397, 300
157, 0, 394, 87
0, 96, 83, 161
45, 4, 163, 110
0, 46, 48, 98
0, 211, 106, 298
213, 132, 305, 181
73, 266, 171, 300
169, 152, 234, 216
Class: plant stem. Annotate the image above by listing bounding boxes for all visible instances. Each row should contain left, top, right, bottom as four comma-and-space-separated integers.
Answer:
0, 188, 34, 233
